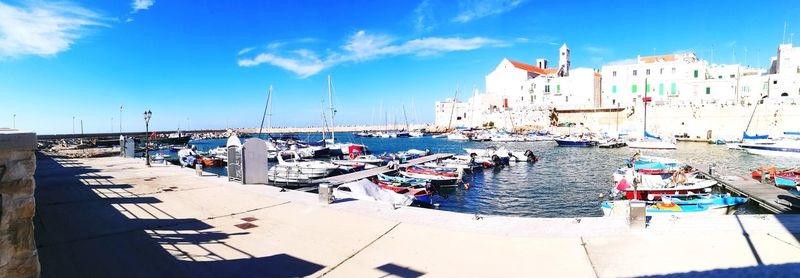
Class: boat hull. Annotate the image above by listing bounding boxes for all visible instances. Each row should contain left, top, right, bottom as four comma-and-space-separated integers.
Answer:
554, 139, 597, 147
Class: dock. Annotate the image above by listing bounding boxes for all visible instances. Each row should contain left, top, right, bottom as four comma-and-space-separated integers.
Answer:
314, 153, 455, 186
695, 164, 800, 213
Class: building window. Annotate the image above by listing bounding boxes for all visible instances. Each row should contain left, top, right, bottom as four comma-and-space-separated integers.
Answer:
718, 75, 722, 79
545, 85, 550, 93
612, 85, 617, 93
645, 84, 650, 93
632, 84, 637, 93
773, 80, 778, 85
672, 67, 676, 74
660, 68, 664, 74
694, 70, 699, 78
613, 71, 617, 77
706, 87, 711, 95
659, 84, 664, 95
566, 96, 569, 102
646, 69, 650, 75
633, 70, 638, 76
671, 83, 677, 95
729, 74, 735, 78
557, 84, 560, 93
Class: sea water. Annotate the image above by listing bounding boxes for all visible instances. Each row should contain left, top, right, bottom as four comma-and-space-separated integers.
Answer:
184, 134, 800, 217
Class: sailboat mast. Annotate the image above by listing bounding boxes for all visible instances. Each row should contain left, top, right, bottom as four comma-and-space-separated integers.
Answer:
643, 78, 648, 136
447, 84, 459, 131
402, 104, 409, 131
320, 99, 326, 140
328, 75, 335, 143
258, 85, 273, 136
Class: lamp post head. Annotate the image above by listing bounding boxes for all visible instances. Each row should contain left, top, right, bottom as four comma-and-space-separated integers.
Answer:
143, 110, 152, 123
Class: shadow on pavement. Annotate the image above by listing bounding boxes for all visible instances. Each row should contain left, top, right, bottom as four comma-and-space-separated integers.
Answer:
33, 153, 324, 277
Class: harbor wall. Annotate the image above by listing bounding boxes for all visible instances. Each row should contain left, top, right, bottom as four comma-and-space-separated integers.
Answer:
0, 129, 40, 277
556, 99, 800, 139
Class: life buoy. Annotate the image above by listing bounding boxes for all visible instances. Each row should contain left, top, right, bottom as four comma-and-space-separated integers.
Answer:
349, 149, 360, 160
672, 169, 687, 184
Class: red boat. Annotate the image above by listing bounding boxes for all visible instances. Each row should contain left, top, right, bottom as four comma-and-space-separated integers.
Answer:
615, 178, 717, 200
377, 182, 433, 198
201, 157, 223, 167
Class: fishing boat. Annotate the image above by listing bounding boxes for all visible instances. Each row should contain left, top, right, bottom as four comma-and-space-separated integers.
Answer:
399, 166, 460, 187
431, 133, 447, 138
728, 95, 770, 150
377, 173, 428, 187
267, 150, 340, 183
409, 130, 424, 138
601, 194, 748, 217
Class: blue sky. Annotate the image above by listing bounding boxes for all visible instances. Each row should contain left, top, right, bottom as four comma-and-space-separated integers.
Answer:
1, 0, 799, 134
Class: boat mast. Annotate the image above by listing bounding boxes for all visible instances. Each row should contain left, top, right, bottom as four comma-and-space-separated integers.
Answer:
744, 93, 769, 136
320, 99, 327, 141
258, 85, 273, 137
643, 78, 647, 136
402, 104, 409, 131
447, 84, 459, 131
327, 75, 336, 143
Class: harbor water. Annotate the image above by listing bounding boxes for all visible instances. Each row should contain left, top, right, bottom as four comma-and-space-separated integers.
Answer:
184, 134, 800, 218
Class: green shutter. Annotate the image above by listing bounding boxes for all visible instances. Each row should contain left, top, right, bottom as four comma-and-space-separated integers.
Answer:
557, 84, 560, 93
659, 84, 664, 95
671, 83, 676, 95
612, 85, 617, 93
706, 87, 711, 94
632, 84, 637, 93
694, 70, 698, 78
645, 84, 650, 93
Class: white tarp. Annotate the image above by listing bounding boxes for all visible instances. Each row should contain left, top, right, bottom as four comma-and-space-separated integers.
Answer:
333, 179, 413, 206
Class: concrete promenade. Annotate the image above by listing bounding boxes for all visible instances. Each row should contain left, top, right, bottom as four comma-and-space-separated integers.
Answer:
33, 154, 800, 277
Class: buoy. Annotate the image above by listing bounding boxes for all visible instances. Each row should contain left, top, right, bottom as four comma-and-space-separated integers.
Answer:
465, 182, 471, 190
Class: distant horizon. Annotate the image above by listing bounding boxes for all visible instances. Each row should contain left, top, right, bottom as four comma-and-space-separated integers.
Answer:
3, 0, 799, 134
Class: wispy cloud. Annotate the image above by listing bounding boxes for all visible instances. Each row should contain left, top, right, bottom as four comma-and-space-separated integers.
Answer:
0, 1, 107, 58
238, 30, 506, 78
726, 40, 736, 47
413, 0, 436, 33
452, 0, 525, 23
584, 46, 610, 55
529, 35, 559, 46
132, 0, 155, 12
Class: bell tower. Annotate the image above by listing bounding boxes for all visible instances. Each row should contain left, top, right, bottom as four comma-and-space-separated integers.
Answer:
559, 43, 570, 77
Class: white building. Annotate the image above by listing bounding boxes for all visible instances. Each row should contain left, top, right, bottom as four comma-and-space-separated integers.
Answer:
768, 43, 800, 97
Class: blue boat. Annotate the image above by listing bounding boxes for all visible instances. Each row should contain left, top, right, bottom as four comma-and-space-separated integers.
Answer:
554, 138, 598, 147
601, 194, 747, 216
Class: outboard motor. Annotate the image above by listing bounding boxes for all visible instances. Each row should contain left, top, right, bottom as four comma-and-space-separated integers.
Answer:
524, 150, 538, 163
508, 152, 519, 163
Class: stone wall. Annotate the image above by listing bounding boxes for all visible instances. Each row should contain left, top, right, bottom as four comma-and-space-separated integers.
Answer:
0, 129, 39, 278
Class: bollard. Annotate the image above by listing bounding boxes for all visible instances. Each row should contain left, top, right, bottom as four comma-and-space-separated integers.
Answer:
629, 201, 646, 229
319, 183, 334, 204
195, 163, 203, 176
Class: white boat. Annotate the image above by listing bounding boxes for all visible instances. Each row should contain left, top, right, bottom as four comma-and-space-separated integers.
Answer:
627, 140, 677, 150
490, 134, 521, 142
331, 154, 384, 166
464, 147, 534, 163
446, 133, 469, 141
333, 179, 413, 206
739, 139, 800, 158
431, 134, 447, 138
267, 151, 339, 183
409, 131, 424, 137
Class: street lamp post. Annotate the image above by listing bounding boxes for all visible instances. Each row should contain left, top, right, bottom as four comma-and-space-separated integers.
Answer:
144, 110, 152, 166
12, 114, 16, 129
72, 116, 76, 135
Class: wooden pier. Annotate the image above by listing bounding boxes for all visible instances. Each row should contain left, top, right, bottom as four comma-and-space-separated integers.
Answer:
314, 153, 455, 186
695, 164, 800, 213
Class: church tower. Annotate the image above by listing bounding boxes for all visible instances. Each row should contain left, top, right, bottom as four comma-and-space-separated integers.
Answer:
558, 43, 570, 77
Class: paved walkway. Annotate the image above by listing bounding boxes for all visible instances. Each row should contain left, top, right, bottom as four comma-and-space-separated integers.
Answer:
33, 154, 800, 277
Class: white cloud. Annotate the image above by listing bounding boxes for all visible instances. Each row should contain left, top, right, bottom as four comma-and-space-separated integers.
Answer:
452, 0, 525, 23
413, 0, 435, 33
0, 2, 107, 58
584, 45, 611, 56
238, 30, 506, 78
132, 0, 155, 12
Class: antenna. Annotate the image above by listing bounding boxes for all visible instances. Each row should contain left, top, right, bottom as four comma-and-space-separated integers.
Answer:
783, 20, 788, 44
